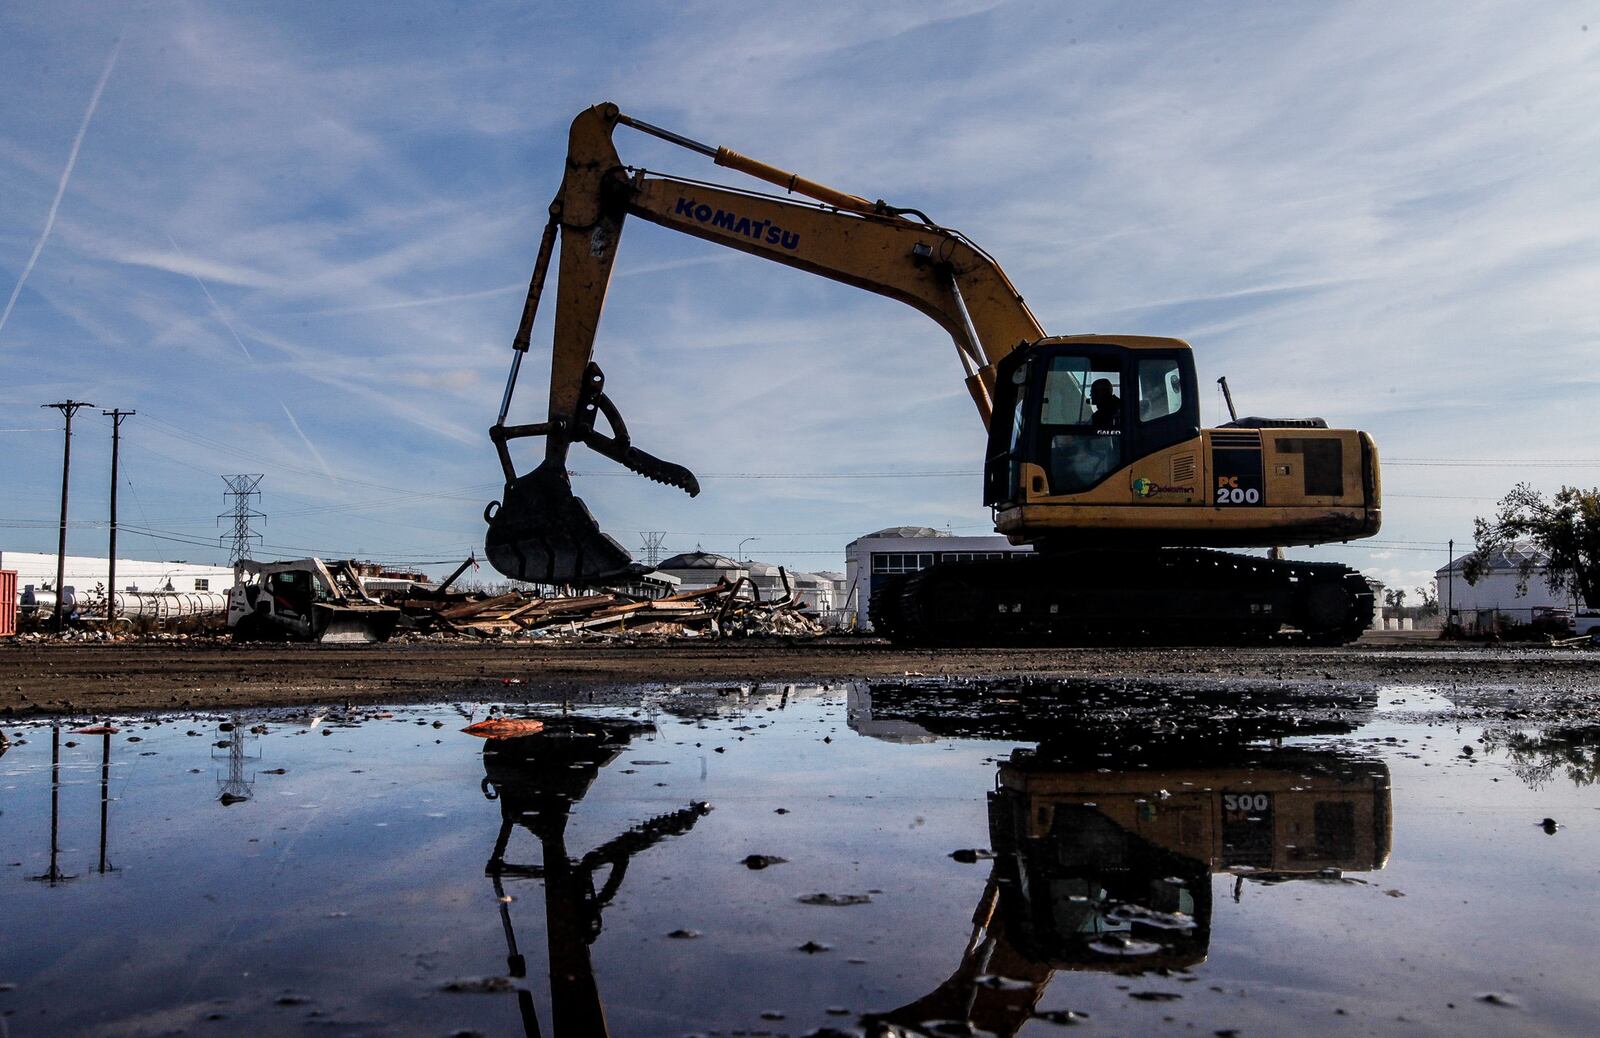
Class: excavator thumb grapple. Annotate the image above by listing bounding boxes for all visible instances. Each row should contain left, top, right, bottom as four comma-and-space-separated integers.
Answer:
488, 354, 699, 586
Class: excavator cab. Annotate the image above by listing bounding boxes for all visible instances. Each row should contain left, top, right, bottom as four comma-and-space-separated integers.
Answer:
984, 337, 1200, 509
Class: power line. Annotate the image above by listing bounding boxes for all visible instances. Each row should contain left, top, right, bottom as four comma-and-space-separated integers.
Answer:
141, 415, 432, 495
1385, 458, 1600, 466
1386, 493, 1496, 501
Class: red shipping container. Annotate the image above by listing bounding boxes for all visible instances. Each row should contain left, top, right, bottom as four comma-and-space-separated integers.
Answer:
0, 570, 15, 637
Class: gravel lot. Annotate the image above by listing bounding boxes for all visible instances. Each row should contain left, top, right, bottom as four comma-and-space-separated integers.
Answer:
2, 633, 1597, 717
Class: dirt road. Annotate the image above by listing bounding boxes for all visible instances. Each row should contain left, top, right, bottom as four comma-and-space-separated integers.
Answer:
2, 634, 1597, 717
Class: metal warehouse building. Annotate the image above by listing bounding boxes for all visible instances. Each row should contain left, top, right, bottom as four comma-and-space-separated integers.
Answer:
0, 551, 235, 600
1435, 544, 1581, 632
843, 527, 1030, 631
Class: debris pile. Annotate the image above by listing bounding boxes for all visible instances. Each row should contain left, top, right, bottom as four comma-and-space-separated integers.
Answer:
387, 573, 823, 640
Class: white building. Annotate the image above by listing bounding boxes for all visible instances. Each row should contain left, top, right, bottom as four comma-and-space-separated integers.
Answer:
789, 570, 838, 615
654, 550, 748, 592
738, 562, 832, 612
654, 553, 835, 615
814, 570, 848, 601
0, 551, 234, 602
843, 526, 1030, 631
1435, 544, 1579, 630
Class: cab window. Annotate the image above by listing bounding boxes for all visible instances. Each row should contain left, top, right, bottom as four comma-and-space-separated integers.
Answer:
1041, 357, 1092, 425
1042, 355, 1123, 493
1138, 358, 1182, 422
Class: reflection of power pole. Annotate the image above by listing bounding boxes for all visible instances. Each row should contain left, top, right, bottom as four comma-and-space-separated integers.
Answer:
103, 409, 135, 622
219, 475, 264, 566
98, 728, 116, 874
29, 726, 75, 886
43, 401, 94, 629
640, 532, 666, 567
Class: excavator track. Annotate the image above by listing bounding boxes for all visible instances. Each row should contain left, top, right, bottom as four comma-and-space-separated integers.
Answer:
870, 548, 1373, 647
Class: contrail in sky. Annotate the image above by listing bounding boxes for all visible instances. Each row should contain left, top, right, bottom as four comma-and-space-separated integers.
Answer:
0, 37, 122, 342
166, 233, 255, 360
279, 401, 340, 492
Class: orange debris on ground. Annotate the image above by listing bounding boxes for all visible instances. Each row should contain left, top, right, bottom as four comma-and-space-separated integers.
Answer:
461, 717, 547, 739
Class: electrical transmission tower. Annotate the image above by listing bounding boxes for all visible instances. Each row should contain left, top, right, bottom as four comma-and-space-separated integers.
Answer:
219, 475, 264, 565
213, 717, 258, 805
640, 531, 667, 566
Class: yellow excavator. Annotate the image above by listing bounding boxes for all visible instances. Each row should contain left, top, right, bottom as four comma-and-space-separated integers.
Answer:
486, 103, 1381, 643
868, 746, 1392, 1034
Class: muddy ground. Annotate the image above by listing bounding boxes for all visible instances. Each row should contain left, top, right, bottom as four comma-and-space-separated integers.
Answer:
2, 633, 1597, 718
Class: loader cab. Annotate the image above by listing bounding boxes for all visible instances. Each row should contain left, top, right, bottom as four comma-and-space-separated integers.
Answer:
984, 337, 1200, 506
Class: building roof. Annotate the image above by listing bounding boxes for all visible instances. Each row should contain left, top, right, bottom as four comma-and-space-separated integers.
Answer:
859, 526, 954, 540
1437, 543, 1550, 575
657, 550, 742, 570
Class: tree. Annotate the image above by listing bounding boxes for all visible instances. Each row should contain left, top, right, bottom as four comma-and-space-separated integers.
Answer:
1413, 584, 1438, 617
1464, 484, 1600, 609
1482, 725, 1600, 789
1383, 587, 1407, 610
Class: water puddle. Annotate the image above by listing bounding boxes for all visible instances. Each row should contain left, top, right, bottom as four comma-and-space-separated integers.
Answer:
1, 680, 1597, 1036
1374, 684, 1456, 716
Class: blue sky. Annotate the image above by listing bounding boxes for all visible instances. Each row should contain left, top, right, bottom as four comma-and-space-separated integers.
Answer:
1, 0, 1596, 595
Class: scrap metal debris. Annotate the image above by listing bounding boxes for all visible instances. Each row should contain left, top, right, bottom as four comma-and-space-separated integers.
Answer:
385, 568, 824, 640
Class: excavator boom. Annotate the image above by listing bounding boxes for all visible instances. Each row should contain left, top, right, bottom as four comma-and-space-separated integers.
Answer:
487, 102, 1042, 585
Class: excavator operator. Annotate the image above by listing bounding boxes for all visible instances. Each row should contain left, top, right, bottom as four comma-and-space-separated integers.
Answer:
1090, 378, 1121, 430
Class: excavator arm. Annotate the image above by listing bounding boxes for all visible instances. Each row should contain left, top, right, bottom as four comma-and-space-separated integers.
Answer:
487, 102, 1044, 585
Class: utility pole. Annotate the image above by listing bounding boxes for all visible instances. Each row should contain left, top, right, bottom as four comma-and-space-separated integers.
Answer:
1447, 538, 1454, 629
219, 475, 264, 567
43, 400, 93, 629
103, 409, 134, 623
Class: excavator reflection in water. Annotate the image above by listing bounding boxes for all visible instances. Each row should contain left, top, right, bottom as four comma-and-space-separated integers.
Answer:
866, 745, 1392, 1035
467, 685, 1390, 1037
476, 716, 710, 1037
854, 681, 1392, 1036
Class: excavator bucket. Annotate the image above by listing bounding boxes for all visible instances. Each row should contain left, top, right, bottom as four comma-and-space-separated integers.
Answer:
485, 462, 638, 586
